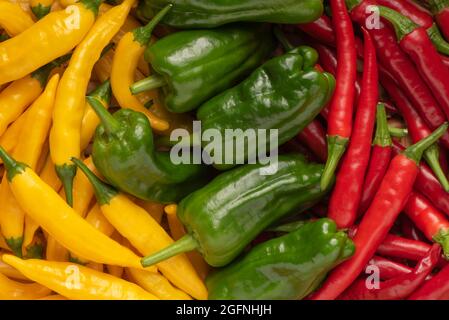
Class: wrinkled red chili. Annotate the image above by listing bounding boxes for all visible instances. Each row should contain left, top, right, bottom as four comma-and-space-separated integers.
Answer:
297, 119, 328, 163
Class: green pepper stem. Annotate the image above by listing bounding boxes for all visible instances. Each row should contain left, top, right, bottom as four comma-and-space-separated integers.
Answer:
23, 242, 44, 259
434, 228, 449, 258
133, 4, 173, 46
428, 0, 449, 14
6, 237, 23, 258
55, 164, 77, 207
403, 123, 449, 165
345, 0, 362, 11
130, 75, 166, 95
427, 24, 449, 55
31, 3, 51, 20
86, 96, 121, 135
79, 0, 102, 16
71, 157, 118, 206
0, 146, 26, 181
423, 145, 449, 192
378, 5, 418, 40
321, 136, 348, 191
273, 26, 295, 51
88, 79, 111, 105
141, 234, 199, 267
373, 103, 392, 147
31, 53, 71, 88
388, 126, 408, 138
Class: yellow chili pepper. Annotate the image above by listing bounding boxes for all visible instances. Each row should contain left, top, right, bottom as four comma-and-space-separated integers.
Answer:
0, 235, 10, 251
45, 237, 68, 262
86, 262, 103, 272
38, 295, 68, 300
0, 149, 154, 270
0, 259, 28, 281
38, 154, 62, 192
0, 2, 34, 36
106, 231, 124, 278
85, 203, 115, 237
50, 0, 136, 207
0, 0, 101, 85
72, 157, 97, 218
0, 269, 52, 299
0, 108, 29, 161
22, 230, 45, 259
30, 0, 54, 19
80, 80, 111, 151
73, 159, 207, 300
165, 204, 210, 280
0, 74, 59, 257
126, 268, 192, 300
3, 255, 159, 300
134, 199, 164, 224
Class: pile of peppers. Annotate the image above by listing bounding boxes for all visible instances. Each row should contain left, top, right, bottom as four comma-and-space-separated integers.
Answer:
2, 0, 449, 302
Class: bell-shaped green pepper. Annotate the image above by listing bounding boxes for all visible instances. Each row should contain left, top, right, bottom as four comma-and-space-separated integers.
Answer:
141, 154, 333, 268
87, 97, 211, 204
206, 218, 355, 300
130, 24, 275, 113
137, 0, 324, 28
196, 46, 335, 170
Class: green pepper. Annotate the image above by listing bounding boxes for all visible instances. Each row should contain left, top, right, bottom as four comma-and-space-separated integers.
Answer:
206, 218, 355, 300
129, 24, 275, 113
137, 0, 324, 29
140, 154, 332, 268
196, 46, 335, 170
87, 97, 211, 204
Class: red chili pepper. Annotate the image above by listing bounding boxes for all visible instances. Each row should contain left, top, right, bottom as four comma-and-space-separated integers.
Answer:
359, 104, 393, 215
380, 7, 449, 124
427, 0, 449, 43
377, 233, 433, 261
348, 0, 449, 149
297, 119, 327, 162
327, 29, 378, 228
367, 255, 412, 280
310, 123, 448, 300
404, 192, 449, 257
409, 262, 449, 299
297, 15, 335, 46
339, 244, 440, 300
401, 214, 428, 242
320, 0, 357, 191
381, 73, 449, 191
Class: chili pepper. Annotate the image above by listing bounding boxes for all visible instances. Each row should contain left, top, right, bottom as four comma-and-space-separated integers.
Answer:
367, 255, 413, 280
0, 147, 154, 270
110, 5, 173, 134
131, 24, 275, 113
80, 80, 111, 151
426, 0, 449, 43
297, 119, 328, 163
320, 0, 357, 191
197, 46, 335, 170
0, 0, 101, 85
2, 255, 158, 300
409, 262, 449, 299
388, 126, 409, 138
0, 258, 29, 281
359, 104, 393, 214
378, 233, 433, 262
328, 29, 378, 228
50, 0, 136, 207
311, 123, 448, 299
30, 0, 53, 19
85, 204, 115, 238
134, 199, 164, 224
137, 0, 323, 28
0, 270, 52, 300
339, 244, 440, 300
0, 1, 34, 36
381, 74, 449, 191
297, 14, 335, 46
141, 154, 329, 268
0, 109, 29, 161
206, 219, 354, 300
401, 214, 428, 242
348, 0, 449, 149
404, 192, 449, 257
88, 98, 210, 204
73, 158, 207, 300
125, 268, 192, 300
38, 295, 67, 300
0, 74, 59, 257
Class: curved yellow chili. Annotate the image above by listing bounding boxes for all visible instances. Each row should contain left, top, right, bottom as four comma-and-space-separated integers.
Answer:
0, 74, 59, 257
50, 0, 136, 207
6, 0, 32, 13
45, 237, 68, 262
0, 108, 29, 161
85, 204, 115, 237
0, 0, 100, 85
3, 255, 159, 300
72, 157, 96, 218
0, 259, 28, 281
134, 199, 164, 224
0, 269, 52, 299
0, 2, 34, 36
106, 231, 124, 278
30, 0, 54, 19
0, 150, 153, 270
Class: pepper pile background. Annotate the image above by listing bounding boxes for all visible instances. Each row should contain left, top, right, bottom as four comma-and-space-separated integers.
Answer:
1, 0, 449, 301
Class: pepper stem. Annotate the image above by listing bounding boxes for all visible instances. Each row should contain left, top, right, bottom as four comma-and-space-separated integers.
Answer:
388, 126, 408, 138
0, 146, 26, 181
345, 0, 362, 11
373, 103, 392, 147
86, 96, 121, 135
321, 135, 348, 191
403, 123, 449, 165
130, 75, 166, 95
427, 24, 449, 56
71, 157, 118, 206
378, 5, 418, 40
423, 145, 449, 192
141, 234, 199, 267
273, 26, 295, 51
434, 228, 449, 258
133, 4, 173, 46
31, 3, 51, 20
89, 79, 111, 105
55, 164, 76, 207
427, 0, 449, 14
6, 237, 23, 258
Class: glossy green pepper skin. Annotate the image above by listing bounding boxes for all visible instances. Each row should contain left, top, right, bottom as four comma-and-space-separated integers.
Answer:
137, 0, 324, 28
206, 218, 355, 300
196, 46, 335, 170
140, 154, 332, 268
144, 24, 275, 113
88, 98, 211, 204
